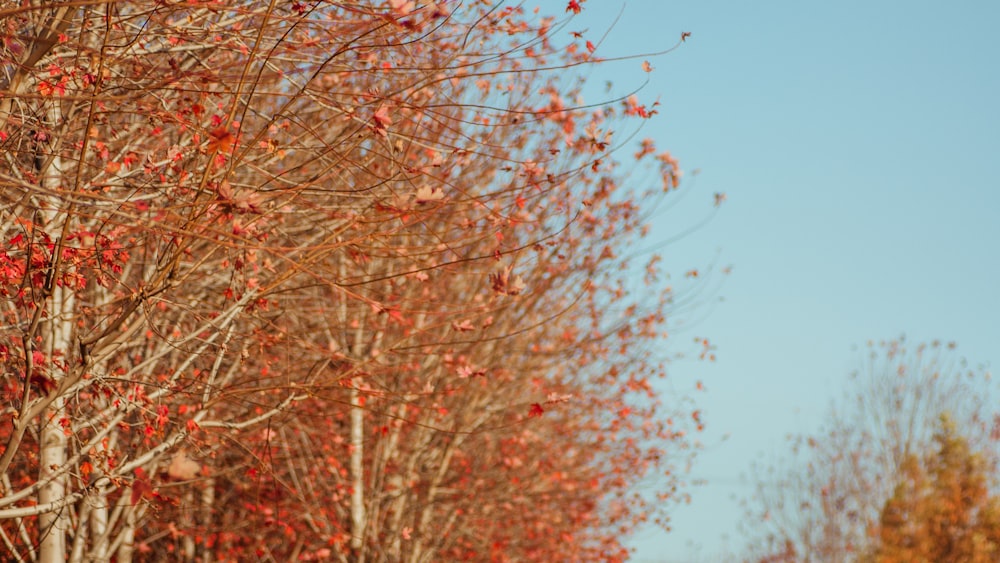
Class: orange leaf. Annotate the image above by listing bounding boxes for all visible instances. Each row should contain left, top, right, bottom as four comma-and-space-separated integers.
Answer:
207, 126, 234, 154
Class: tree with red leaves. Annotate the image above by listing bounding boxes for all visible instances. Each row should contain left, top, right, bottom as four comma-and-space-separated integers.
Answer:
0, 1, 708, 561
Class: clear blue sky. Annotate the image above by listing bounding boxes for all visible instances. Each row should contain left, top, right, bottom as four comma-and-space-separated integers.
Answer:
555, 1, 1000, 560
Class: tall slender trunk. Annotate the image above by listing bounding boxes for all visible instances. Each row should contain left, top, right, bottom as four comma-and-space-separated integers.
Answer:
199, 478, 215, 563
181, 488, 196, 562
87, 491, 109, 563
38, 287, 72, 563
37, 99, 71, 563
116, 501, 138, 563
339, 257, 369, 562
349, 385, 366, 562
87, 445, 110, 563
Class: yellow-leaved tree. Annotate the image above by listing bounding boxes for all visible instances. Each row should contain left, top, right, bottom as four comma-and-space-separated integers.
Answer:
743, 340, 1000, 563
866, 415, 1000, 563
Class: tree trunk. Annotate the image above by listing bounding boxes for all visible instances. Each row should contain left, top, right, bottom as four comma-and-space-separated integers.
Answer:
116, 502, 137, 563
349, 384, 366, 562
199, 478, 215, 563
37, 98, 71, 563
38, 292, 72, 563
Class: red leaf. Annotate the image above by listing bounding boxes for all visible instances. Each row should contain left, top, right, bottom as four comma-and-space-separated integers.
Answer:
489, 266, 526, 296
131, 471, 152, 505
372, 105, 392, 136
566, 0, 583, 14
528, 403, 544, 417
207, 126, 234, 154
386, 308, 407, 324
29, 373, 57, 395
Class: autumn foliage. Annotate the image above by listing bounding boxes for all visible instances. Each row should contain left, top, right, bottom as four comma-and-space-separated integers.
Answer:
866, 415, 1000, 563
0, 1, 705, 561
743, 340, 1000, 563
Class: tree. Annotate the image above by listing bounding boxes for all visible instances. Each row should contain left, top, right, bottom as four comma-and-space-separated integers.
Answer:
0, 1, 709, 561
742, 339, 1000, 562
866, 415, 1000, 563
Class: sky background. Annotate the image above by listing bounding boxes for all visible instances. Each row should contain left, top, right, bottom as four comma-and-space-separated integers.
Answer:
547, 1, 1000, 560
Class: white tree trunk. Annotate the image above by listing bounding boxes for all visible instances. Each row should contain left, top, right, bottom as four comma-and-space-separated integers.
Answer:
38, 287, 72, 563
87, 450, 110, 563
350, 385, 366, 561
181, 489, 196, 561
199, 478, 215, 563
116, 503, 137, 563
88, 491, 109, 563
37, 99, 71, 563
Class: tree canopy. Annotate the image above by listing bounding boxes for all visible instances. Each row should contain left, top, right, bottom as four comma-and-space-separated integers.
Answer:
0, 1, 709, 561
867, 415, 1000, 563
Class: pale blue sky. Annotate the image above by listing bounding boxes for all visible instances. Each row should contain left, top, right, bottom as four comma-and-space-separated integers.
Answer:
555, 0, 1000, 560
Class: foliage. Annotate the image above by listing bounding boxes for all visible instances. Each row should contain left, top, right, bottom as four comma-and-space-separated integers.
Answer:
865, 415, 1000, 563
743, 339, 999, 563
0, 1, 710, 561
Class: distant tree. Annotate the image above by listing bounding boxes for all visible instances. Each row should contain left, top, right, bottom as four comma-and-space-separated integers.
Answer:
865, 415, 1000, 563
742, 339, 1000, 562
